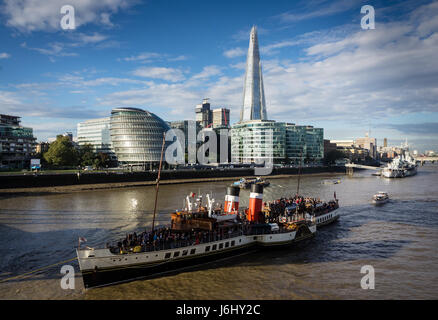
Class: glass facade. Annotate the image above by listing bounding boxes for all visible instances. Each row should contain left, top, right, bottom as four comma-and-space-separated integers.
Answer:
0, 114, 36, 169
77, 117, 116, 161
241, 26, 267, 122
304, 126, 324, 163
231, 120, 286, 163
110, 108, 170, 164
285, 124, 306, 163
231, 121, 323, 164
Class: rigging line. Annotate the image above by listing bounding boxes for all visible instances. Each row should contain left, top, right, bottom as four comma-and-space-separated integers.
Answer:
0, 257, 78, 283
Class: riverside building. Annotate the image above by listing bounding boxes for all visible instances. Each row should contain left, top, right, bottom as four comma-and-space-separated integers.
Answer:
110, 107, 170, 169
231, 26, 324, 165
77, 117, 116, 162
0, 114, 36, 169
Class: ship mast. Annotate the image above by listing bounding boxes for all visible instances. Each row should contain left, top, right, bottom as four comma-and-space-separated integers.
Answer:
296, 148, 303, 197
151, 132, 166, 233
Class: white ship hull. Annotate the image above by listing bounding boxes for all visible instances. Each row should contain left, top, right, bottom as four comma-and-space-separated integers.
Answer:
77, 225, 316, 288
372, 198, 389, 205
314, 209, 340, 227
382, 166, 417, 178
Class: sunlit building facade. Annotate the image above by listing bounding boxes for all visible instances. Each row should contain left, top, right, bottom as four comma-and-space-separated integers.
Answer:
77, 117, 116, 161
231, 120, 286, 163
110, 107, 170, 166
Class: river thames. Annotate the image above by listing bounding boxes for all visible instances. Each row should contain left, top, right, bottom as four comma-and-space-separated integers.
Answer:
0, 165, 437, 299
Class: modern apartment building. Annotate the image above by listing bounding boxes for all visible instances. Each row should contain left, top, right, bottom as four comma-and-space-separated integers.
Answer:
0, 114, 36, 169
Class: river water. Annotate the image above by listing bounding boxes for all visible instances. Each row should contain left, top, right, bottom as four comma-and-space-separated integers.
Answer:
0, 165, 437, 299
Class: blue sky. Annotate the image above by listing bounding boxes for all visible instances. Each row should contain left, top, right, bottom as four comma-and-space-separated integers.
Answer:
0, 0, 437, 152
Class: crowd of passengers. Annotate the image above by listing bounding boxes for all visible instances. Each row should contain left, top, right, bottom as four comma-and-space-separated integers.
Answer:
110, 225, 244, 254
264, 195, 338, 217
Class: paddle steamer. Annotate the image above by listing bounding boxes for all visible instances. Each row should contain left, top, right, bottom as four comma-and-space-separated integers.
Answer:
77, 184, 317, 288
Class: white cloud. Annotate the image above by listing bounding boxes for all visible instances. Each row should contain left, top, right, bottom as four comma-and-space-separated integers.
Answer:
276, 0, 362, 23
192, 66, 222, 80
0, 52, 11, 59
74, 32, 109, 44
168, 55, 188, 62
223, 47, 246, 58
122, 52, 163, 62
21, 42, 77, 58
2, 0, 135, 32
132, 67, 186, 82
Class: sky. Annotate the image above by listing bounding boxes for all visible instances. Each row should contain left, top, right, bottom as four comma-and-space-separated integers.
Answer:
0, 0, 437, 152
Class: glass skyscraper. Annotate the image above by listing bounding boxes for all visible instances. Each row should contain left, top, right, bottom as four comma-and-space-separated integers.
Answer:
240, 26, 267, 122
231, 27, 324, 165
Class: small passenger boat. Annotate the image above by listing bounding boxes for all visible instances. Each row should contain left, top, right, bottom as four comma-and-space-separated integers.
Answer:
372, 191, 389, 205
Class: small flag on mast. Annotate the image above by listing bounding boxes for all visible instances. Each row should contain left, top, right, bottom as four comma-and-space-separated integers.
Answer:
79, 237, 87, 243
190, 192, 196, 198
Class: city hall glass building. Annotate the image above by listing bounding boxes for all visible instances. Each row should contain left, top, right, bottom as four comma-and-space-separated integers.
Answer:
110, 107, 170, 166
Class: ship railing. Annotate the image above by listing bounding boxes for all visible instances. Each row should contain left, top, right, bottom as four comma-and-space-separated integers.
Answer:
115, 229, 245, 254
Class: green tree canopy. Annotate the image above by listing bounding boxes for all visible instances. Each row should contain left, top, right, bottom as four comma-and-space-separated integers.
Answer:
95, 152, 110, 168
44, 135, 78, 166
324, 150, 346, 165
79, 144, 96, 166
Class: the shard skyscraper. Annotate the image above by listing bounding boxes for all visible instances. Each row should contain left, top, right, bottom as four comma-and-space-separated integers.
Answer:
240, 26, 268, 122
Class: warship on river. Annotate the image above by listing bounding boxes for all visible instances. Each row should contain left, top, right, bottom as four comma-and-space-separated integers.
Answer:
76, 184, 340, 288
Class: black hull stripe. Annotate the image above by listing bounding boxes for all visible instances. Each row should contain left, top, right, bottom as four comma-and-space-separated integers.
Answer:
81, 242, 254, 275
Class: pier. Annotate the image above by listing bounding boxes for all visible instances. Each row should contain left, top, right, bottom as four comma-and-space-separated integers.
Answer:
344, 163, 381, 176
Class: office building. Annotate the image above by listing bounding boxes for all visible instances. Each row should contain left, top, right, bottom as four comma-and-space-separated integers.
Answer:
355, 134, 377, 159
212, 108, 230, 128
231, 120, 286, 163
195, 99, 212, 128
77, 117, 116, 161
324, 139, 337, 157
0, 114, 36, 169
35, 142, 50, 154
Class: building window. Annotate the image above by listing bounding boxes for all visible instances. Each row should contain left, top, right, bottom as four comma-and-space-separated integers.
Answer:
225, 242, 229, 248
219, 243, 224, 249
165, 253, 171, 259
231, 241, 235, 246
174, 251, 180, 257
190, 249, 196, 255
205, 246, 211, 252
212, 244, 217, 250
182, 250, 188, 256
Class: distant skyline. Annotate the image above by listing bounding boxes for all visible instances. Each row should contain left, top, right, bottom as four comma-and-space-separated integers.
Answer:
0, 0, 437, 152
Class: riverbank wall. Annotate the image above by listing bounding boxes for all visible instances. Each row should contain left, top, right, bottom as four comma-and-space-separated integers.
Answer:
1, 166, 347, 189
